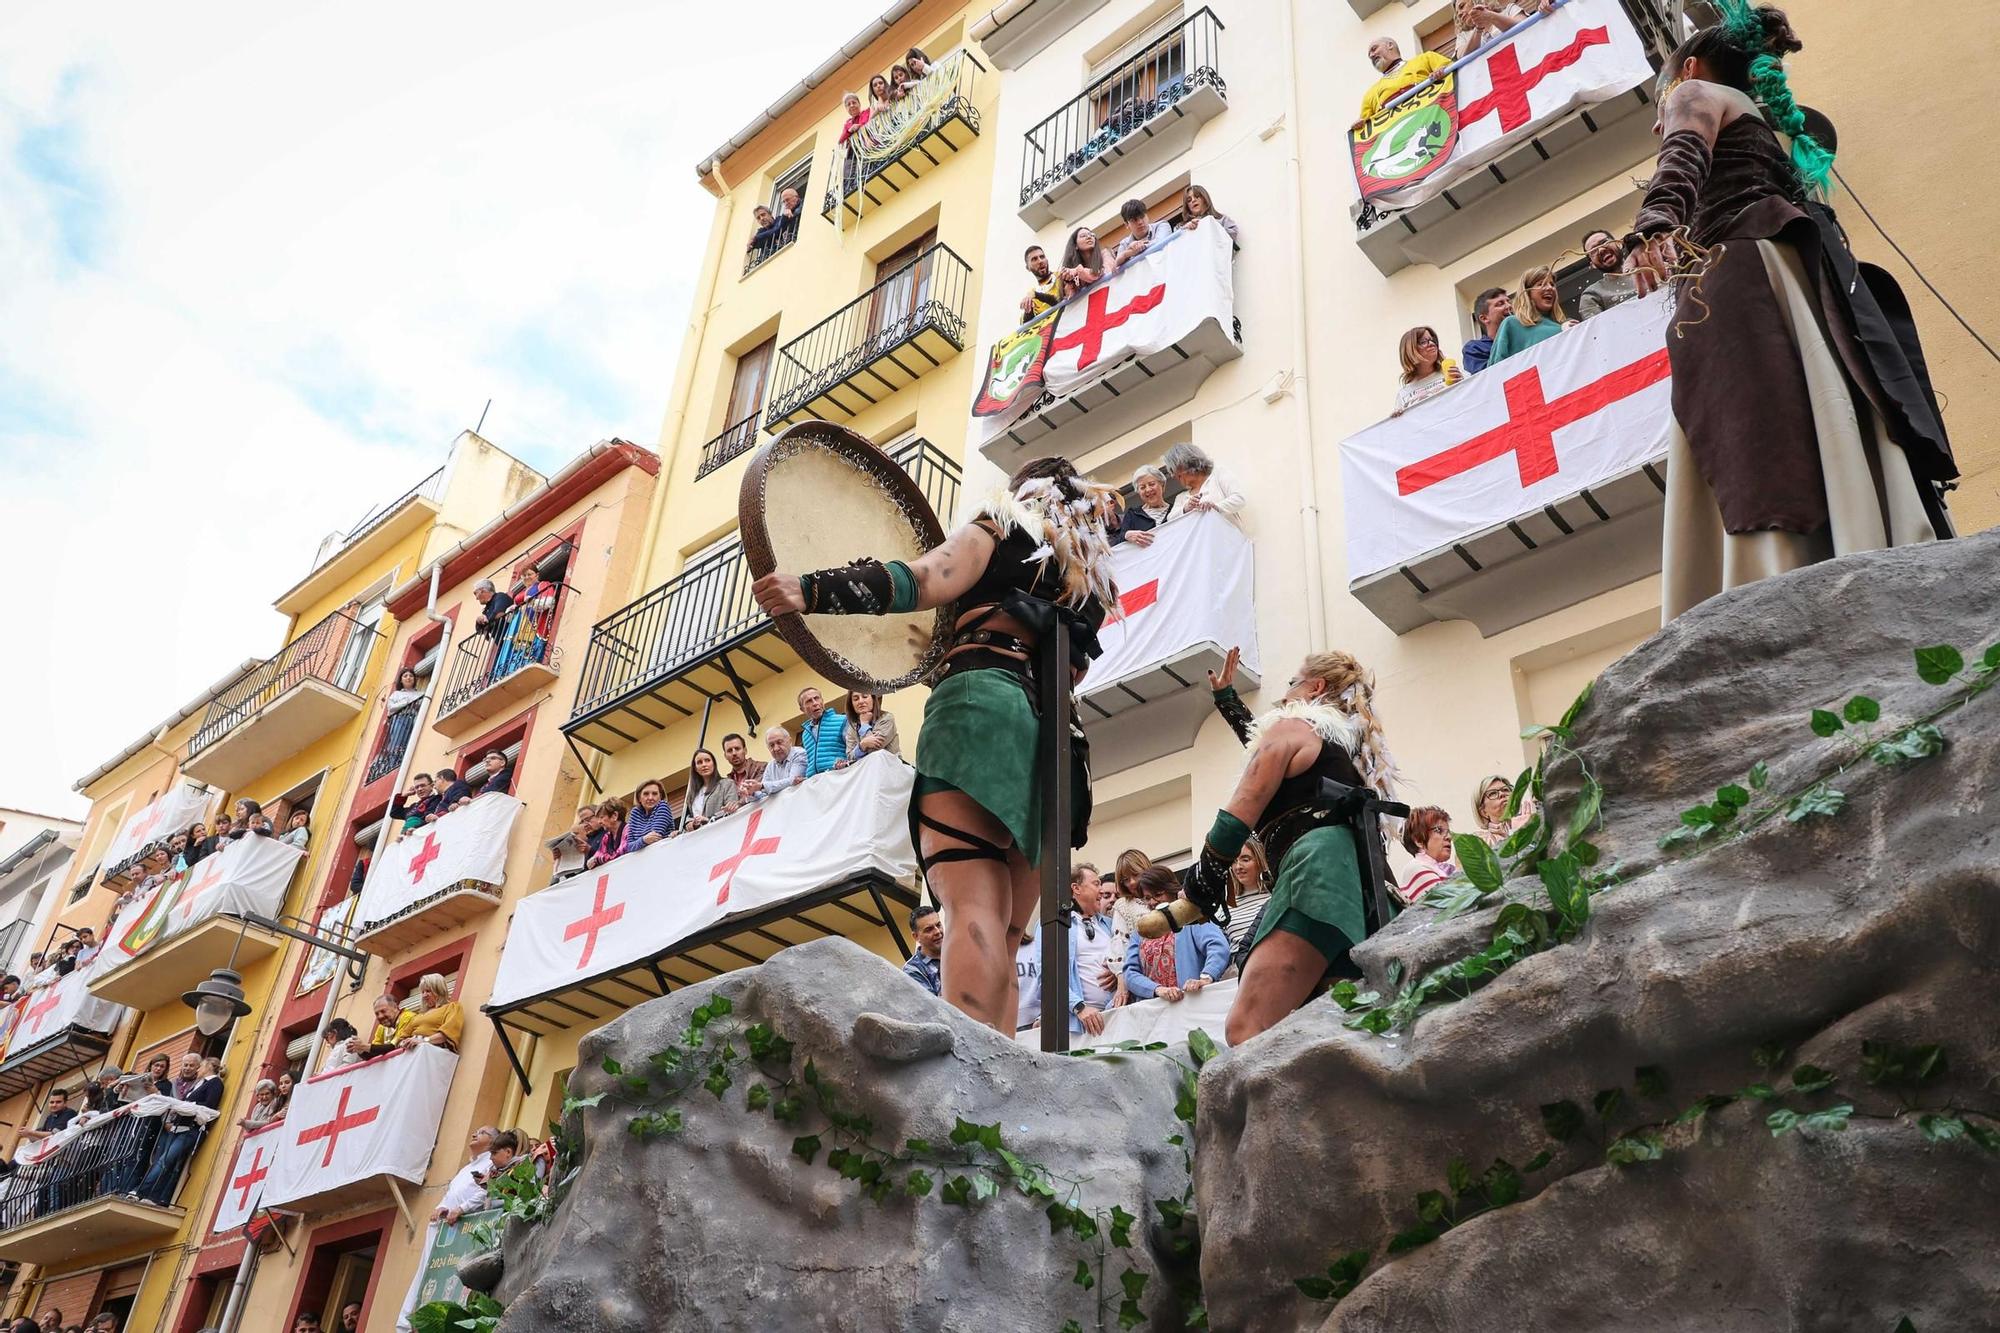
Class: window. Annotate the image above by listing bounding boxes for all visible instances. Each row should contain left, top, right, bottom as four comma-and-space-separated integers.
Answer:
1419, 11, 1458, 56
332, 597, 385, 694
868, 230, 938, 344
745, 157, 810, 274
725, 339, 775, 431
768, 157, 810, 217
1090, 18, 1187, 130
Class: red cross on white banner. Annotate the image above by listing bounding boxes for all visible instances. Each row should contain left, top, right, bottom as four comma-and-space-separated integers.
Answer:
709, 810, 781, 906
563, 874, 625, 971
407, 832, 442, 883
1396, 350, 1671, 496
295, 1085, 380, 1167
178, 855, 229, 917
128, 800, 167, 846
231, 1144, 270, 1210
1460, 26, 1611, 133
1052, 283, 1166, 371
19, 986, 63, 1038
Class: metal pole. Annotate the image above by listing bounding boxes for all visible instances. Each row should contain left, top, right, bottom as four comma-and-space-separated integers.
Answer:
1038, 618, 1073, 1053
214, 1230, 262, 1333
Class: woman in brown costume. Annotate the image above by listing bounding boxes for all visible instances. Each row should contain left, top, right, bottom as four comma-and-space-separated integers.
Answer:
1629, 4, 1956, 622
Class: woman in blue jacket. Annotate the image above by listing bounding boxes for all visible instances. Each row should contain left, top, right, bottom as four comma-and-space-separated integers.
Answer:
1123, 865, 1229, 1001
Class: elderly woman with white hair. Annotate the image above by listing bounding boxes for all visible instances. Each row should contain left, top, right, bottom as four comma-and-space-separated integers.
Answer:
1162, 443, 1246, 526
1111, 466, 1173, 548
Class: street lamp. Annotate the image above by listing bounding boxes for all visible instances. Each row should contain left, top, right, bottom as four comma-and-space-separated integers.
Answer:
183, 967, 252, 1037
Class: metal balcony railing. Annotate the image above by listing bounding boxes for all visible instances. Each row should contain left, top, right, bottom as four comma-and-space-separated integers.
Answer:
763, 244, 973, 426
189, 608, 382, 759
1019, 9, 1225, 208
568, 439, 960, 723
309, 467, 445, 572
743, 224, 799, 277
437, 578, 572, 719
821, 49, 985, 220
0, 1111, 199, 1230
364, 697, 424, 783
695, 412, 763, 480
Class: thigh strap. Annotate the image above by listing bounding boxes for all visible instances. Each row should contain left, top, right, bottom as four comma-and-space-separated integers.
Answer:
912, 809, 1009, 876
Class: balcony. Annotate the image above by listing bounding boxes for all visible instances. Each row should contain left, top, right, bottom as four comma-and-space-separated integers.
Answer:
433, 548, 574, 736
695, 411, 762, 481
1017, 9, 1226, 228
0, 973, 123, 1102
821, 49, 984, 224
743, 227, 797, 278
0, 1109, 201, 1264
1349, 0, 1671, 276
1079, 511, 1261, 774
1341, 296, 1672, 636
762, 245, 972, 429
262, 1043, 456, 1215
184, 607, 381, 791
565, 440, 960, 754
363, 696, 424, 785
352, 795, 522, 956
277, 467, 445, 618
483, 755, 919, 1081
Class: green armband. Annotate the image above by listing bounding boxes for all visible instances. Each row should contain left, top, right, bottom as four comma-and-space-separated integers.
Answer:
1203, 809, 1251, 863
886, 560, 919, 614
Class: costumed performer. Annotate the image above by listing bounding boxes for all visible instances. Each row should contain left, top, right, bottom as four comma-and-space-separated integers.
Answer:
1150, 650, 1401, 1047
1630, 3, 1955, 624
751, 457, 1118, 1034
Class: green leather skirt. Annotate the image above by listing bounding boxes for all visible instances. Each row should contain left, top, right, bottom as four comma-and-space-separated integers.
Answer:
912, 666, 1089, 868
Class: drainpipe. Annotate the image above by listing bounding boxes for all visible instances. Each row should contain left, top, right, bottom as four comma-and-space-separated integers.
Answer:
1281, 0, 1329, 653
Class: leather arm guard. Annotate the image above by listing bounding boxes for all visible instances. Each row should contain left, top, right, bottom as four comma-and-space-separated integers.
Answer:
797, 559, 918, 615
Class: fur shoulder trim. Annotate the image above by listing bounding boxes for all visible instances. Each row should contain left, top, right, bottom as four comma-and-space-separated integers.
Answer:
1246, 700, 1363, 754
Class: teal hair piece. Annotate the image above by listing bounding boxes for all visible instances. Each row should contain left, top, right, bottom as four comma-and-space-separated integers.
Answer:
1715, 0, 1766, 50
1748, 52, 1835, 195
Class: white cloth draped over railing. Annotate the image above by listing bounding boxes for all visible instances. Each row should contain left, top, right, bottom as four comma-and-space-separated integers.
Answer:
88, 832, 305, 976
356, 794, 522, 931
14, 1093, 222, 1168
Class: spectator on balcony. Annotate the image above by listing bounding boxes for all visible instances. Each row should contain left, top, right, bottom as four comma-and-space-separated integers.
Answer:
433, 1125, 497, 1225
1577, 228, 1643, 319
906, 47, 933, 80
1453, 0, 1523, 58
472, 578, 515, 644
278, 809, 311, 850
1359, 38, 1450, 121
1110, 198, 1171, 267
680, 750, 739, 832
1065, 865, 1118, 1036
247, 813, 276, 838
1180, 185, 1240, 244
166, 830, 189, 871
796, 687, 849, 776
1472, 773, 1534, 849
134, 1052, 221, 1205
49, 937, 78, 978
319, 1018, 362, 1071
501, 561, 558, 675
1100, 489, 1137, 548
0, 976, 16, 1003
399, 973, 464, 1051
273, 1070, 295, 1117
620, 780, 677, 854
1488, 264, 1575, 366
1124, 865, 1229, 1003
888, 64, 914, 103
844, 692, 901, 760
1107, 851, 1151, 956
353, 993, 414, 1059
721, 734, 767, 807
1114, 466, 1171, 550
384, 667, 425, 756
775, 186, 803, 246
391, 773, 440, 832
1222, 838, 1273, 967
437, 765, 474, 811
585, 799, 628, 868
838, 92, 871, 150
747, 204, 782, 261
73, 928, 99, 968
1392, 326, 1464, 416
1019, 245, 1061, 321
91, 1314, 120, 1333
88, 1067, 127, 1115
238, 1079, 282, 1129
1398, 806, 1460, 905
183, 821, 214, 866
32, 1312, 61, 1333
234, 797, 263, 831
1163, 443, 1246, 525
867, 73, 894, 118
479, 749, 516, 799
902, 904, 943, 996
18, 1087, 77, 1147
1058, 226, 1116, 297
759, 727, 809, 799
1461, 288, 1512, 375
549, 805, 597, 881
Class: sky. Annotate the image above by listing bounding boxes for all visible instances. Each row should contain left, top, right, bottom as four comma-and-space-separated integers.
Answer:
0, 1, 875, 818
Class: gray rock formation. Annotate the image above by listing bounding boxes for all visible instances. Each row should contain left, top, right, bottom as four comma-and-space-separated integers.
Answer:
1197, 531, 2000, 1331
489, 937, 1198, 1333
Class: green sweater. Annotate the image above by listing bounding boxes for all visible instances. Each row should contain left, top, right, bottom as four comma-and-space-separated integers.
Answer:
1487, 313, 1565, 367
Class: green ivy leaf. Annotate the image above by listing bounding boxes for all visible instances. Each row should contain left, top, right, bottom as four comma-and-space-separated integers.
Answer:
1108, 1204, 1136, 1247
1386, 1222, 1441, 1255
1809, 708, 1844, 737
1842, 695, 1881, 724
1742, 1082, 1778, 1101
1870, 723, 1947, 768
1593, 1087, 1623, 1118
1455, 835, 1504, 894
1295, 1276, 1335, 1301
900, 1168, 933, 1197
1188, 1029, 1220, 1069
1800, 1103, 1853, 1133
1521, 723, 1572, 741
1748, 760, 1769, 790
1120, 1269, 1149, 1303
1675, 1093, 1736, 1124
1117, 1298, 1147, 1331
1964, 1122, 2000, 1153
1505, 766, 1534, 819
648, 1047, 683, 1074
1714, 784, 1750, 810
1914, 644, 1964, 684
1786, 784, 1846, 823
562, 1091, 606, 1112
1604, 1131, 1664, 1165
1751, 1041, 1788, 1070
1156, 1198, 1187, 1227
772, 1097, 802, 1124
791, 1135, 821, 1165
1860, 1041, 1948, 1087
746, 1083, 771, 1111
1766, 1109, 1801, 1136
1918, 1114, 1966, 1143
1482, 1158, 1524, 1207
1559, 678, 1595, 729
1071, 1259, 1095, 1291
1570, 837, 1601, 868
601, 1057, 623, 1076
1328, 980, 1380, 1012
1060, 1322, 1084, 1333
1414, 1189, 1450, 1224
1789, 1065, 1836, 1093
1345, 1008, 1395, 1035
1524, 1148, 1553, 1172
940, 1175, 973, 1207
1541, 1100, 1585, 1142
1497, 812, 1543, 860
1634, 1065, 1671, 1098
1567, 778, 1604, 844
703, 1066, 733, 1099
1893, 1319, 1917, 1333
1446, 1158, 1474, 1196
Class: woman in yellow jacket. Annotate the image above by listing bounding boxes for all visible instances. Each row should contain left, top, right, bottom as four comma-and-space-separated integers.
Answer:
398, 972, 463, 1052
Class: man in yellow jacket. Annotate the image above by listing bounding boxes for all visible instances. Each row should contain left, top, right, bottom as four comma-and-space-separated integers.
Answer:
1358, 38, 1449, 120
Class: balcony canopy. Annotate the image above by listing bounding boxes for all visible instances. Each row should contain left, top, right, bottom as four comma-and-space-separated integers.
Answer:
564, 441, 959, 754
277, 467, 444, 617
1340, 296, 1673, 636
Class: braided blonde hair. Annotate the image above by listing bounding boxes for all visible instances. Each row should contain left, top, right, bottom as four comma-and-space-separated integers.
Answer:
1299, 650, 1400, 798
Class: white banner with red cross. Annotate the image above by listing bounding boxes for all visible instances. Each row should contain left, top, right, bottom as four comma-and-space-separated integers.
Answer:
14, 1093, 220, 1168
88, 833, 306, 975
102, 783, 211, 869
487, 754, 917, 1007
1351, 0, 1654, 212
211, 1117, 286, 1233
0, 970, 127, 1060
975, 217, 1235, 440
1340, 294, 1673, 579
357, 794, 522, 931
261, 1042, 458, 1208
1084, 511, 1261, 703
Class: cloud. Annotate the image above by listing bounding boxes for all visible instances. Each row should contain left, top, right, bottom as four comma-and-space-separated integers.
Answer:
0, 0, 872, 815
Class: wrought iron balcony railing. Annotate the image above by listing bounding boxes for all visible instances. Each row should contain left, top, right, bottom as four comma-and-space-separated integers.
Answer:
308, 467, 445, 572
820, 49, 985, 222
0, 1110, 199, 1231
436, 579, 572, 719
763, 244, 972, 427
1018, 9, 1225, 208
743, 224, 799, 277
695, 412, 763, 481
568, 439, 961, 729
188, 608, 381, 760
363, 697, 424, 783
